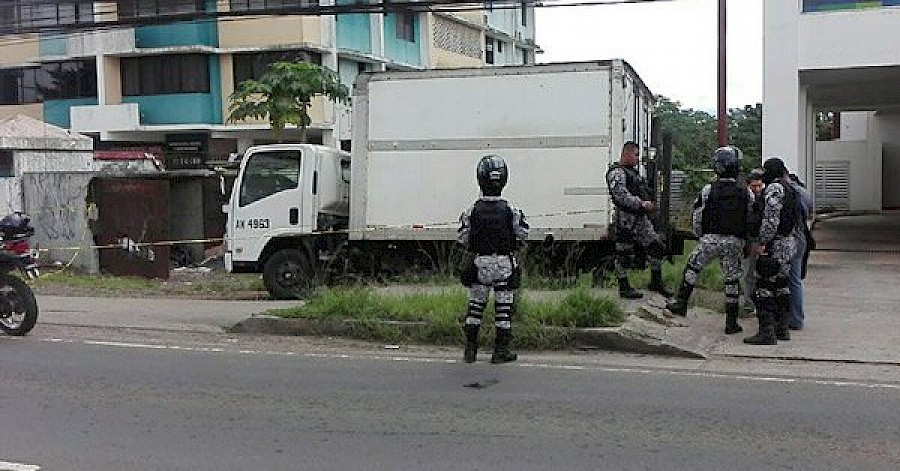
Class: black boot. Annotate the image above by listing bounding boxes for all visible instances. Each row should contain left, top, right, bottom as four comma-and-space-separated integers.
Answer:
725, 303, 743, 335
463, 324, 479, 363
744, 300, 777, 345
648, 269, 673, 298
618, 277, 643, 299
491, 329, 518, 364
665, 280, 693, 316
774, 295, 791, 341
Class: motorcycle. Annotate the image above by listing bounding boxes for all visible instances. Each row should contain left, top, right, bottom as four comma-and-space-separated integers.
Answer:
0, 212, 39, 336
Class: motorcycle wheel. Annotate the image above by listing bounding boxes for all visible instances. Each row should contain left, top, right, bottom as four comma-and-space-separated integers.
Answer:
0, 272, 38, 336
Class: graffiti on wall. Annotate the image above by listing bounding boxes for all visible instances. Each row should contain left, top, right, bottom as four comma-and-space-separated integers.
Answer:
22, 172, 98, 273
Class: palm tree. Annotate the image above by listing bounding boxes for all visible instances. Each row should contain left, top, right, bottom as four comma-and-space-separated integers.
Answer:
228, 62, 350, 143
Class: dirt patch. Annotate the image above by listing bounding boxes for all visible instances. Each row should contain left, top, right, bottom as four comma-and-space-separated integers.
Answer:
32, 266, 270, 300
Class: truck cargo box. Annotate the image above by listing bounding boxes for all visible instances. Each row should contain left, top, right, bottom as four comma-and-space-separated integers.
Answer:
349, 60, 654, 242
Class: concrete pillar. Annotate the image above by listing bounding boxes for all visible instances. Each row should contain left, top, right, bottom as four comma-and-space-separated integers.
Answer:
96, 54, 106, 106
866, 113, 883, 211
236, 137, 253, 154
762, 0, 801, 171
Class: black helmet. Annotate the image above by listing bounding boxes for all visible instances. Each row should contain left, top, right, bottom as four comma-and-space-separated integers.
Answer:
0, 212, 33, 240
476, 154, 508, 196
762, 157, 788, 185
713, 146, 742, 178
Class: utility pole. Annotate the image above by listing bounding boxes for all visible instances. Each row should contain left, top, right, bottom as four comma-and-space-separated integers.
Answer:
717, 0, 727, 146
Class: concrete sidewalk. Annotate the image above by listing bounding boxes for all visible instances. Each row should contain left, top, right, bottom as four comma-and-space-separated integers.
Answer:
37, 295, 300, 333
704, 212, 900, 365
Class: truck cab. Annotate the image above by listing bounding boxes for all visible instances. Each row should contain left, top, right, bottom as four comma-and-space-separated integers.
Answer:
224, 144, 350, 297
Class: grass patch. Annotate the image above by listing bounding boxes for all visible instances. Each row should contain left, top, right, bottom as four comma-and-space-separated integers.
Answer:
268, 286, 625, 349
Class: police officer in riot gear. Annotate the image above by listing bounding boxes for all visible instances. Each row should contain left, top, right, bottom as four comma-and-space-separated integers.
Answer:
606, 141, 672, 299
744, 157, 799, 345
458, 155, 529, 363
666, 147, 753, 334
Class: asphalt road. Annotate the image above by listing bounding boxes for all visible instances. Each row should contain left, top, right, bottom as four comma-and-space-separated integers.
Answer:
2, 326, 899, 471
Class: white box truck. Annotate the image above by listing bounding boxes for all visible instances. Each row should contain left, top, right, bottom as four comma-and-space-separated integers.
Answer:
224, 60, 675, 299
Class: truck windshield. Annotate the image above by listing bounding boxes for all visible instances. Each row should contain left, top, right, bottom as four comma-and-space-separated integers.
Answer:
239, 150, 301, 206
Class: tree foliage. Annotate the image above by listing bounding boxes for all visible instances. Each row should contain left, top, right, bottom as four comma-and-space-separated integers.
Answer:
228, 62, 350, 142
655, 96, 762, 174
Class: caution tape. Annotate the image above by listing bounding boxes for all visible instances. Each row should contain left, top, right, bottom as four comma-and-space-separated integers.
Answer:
25, 206, 613, 254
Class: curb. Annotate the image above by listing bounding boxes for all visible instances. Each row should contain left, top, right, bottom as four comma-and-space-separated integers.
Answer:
229, 313, 709, 359
573, 326, 706, 359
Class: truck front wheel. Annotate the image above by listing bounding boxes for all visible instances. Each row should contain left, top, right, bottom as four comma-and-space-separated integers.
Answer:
263, 248, 313, 300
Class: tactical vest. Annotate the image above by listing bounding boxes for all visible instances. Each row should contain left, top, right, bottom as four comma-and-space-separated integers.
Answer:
701, 180, 749, 237
469, 199, 517, 255
607, 164, 652, 211
776, 181, 800, 237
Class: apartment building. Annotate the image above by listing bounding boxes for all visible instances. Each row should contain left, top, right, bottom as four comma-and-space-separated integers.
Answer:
764, 0, 900, 211
0, 0, 538, 163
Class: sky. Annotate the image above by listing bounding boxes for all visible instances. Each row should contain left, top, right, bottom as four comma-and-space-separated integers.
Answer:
535, 0, 762, 112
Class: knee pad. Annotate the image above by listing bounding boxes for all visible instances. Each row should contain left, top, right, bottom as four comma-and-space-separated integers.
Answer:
756, 255, 779, 279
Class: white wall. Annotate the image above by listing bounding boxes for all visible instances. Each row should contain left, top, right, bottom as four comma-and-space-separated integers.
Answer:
799, 8, 900, 70
878, 113, 900, 208
816, 113, 882, 211
840, 111, 870, 141
763, 0, 802, 176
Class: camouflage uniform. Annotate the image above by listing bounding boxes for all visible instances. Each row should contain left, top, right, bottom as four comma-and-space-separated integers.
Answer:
752, 181, 798, 341
666, 180, 752, 334
458, 197, 528, 362
606, 166, 668, 297
685, 183, 751, 307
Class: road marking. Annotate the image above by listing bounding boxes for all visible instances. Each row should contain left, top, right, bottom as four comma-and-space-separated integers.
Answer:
0, 461, 40, 471
42, 338, 900, 391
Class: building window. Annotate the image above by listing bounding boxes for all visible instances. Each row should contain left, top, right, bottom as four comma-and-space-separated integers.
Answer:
239, 149, 301, 207
0, 60, 96, 105
233, 50, 322, 86
485, 38, 494, 64
229, 0, 312, 13
0, 68, 40, 105
0, 151, 13, 178
121, 55, 210, 96
0, 1, 93, 33
496, 40, 503, 53
521, 2, 527, 26
116, 0, 204, 19
395, 10, 416, 42
37, 60, 98, 100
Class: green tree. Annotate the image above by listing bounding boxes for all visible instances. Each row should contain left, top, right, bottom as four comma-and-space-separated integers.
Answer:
728, 103, 763, 172
655, 96, 763, 173
654, 96, 718, 171
816, 111, 838, 141
229, 62, 350, 142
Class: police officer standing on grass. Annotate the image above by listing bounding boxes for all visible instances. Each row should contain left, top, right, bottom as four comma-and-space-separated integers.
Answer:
744, 157, 799, 345
606, 141, 672, 299
458, 155, 529, 364
666, 147, 753, 335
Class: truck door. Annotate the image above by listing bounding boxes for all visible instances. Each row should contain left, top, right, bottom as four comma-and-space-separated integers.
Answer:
230, 148, 305, 264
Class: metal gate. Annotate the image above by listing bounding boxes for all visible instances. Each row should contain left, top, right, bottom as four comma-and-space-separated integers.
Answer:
815, 160, 851, 210
94, 177, 170, 279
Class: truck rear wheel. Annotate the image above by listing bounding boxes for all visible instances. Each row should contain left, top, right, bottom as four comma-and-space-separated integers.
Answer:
263, 248, 313, 300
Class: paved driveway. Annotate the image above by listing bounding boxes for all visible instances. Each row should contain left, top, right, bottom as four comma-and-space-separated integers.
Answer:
710, 211, 900, 364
